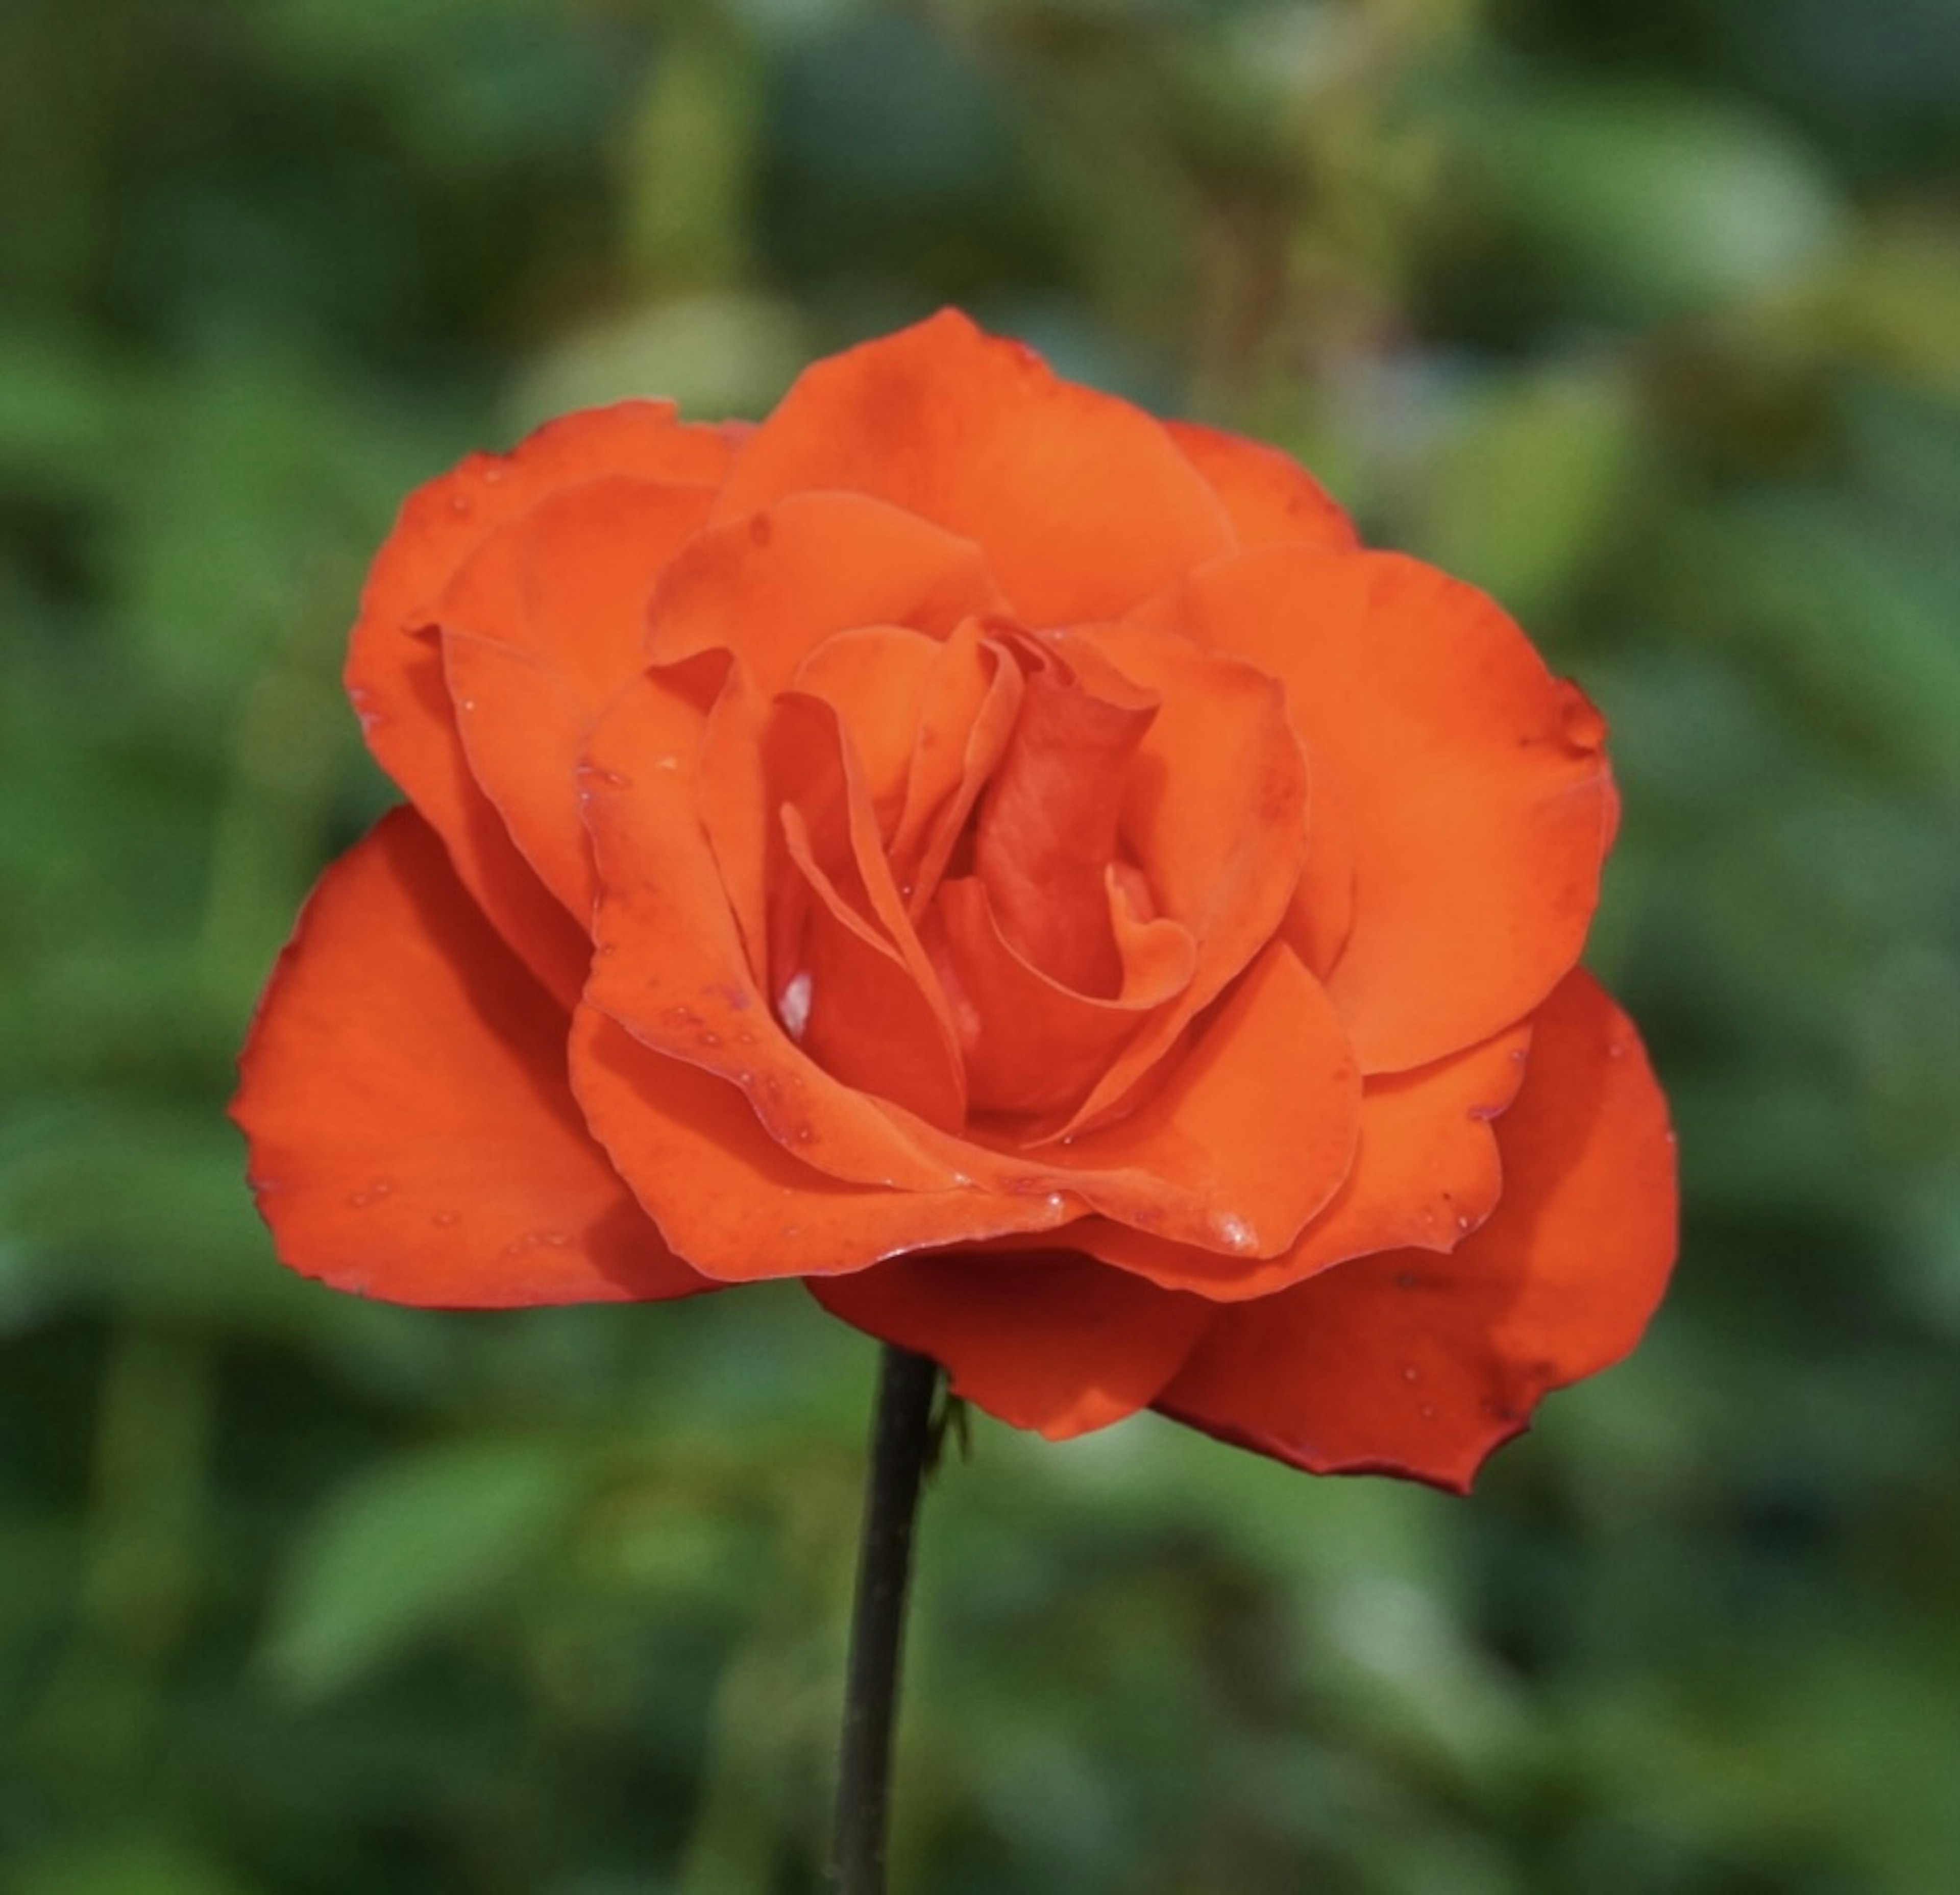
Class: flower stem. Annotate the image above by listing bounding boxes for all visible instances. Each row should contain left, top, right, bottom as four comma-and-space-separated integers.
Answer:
831, 1343, 940, 1893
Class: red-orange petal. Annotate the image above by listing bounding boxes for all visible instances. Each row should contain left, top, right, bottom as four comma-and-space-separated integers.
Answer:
712, 310, 1233, 626
568, 1009, 1079, 1280
811, 1252, 1215, 1438
1165, 419, 1359, 552
906, 940, 1361, 1262
971, 638, 1158, 996
1071, 1020, 1532, 1299
579, 655, 964, 1194
930, 873, 1195, 1119
1141, 546, 1614, 1073
1051, 621, 1311, 1136
1154, 970, 1677, 1491
646, 489, 1007, 697
440, 477, 715, 918
346, 403, 733, 1002
231, 808, 709, 1307
790, 624, 947, 830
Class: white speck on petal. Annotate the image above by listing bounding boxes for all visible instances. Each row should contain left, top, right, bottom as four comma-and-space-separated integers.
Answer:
1213, 1212, 1257, 1253
778, 970, 814, 1041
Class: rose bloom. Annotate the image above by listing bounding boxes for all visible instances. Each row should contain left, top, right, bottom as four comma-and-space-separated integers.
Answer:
235, 312, 1676, 1492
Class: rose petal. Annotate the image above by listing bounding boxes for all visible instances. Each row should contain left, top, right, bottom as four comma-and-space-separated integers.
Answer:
1155, 970, 1677, 1491
1165, 419, 1358, 551
231, 808, 709, 1306
1048, 622, 1311, 1136
971, 637, 1158, 996
1071, 1020, 1532, 1299
646, 489, 1007, 696
346, 403, 733, 1001
579, 654, 964, 1193
930, 873, 1195, 1120
568, 1010, 1079, 1280
440, 477, 715, 918
790, 624, 947, 829
909, 940, 1361, 1261
812, 1252, 1215, 1438
890, 620, 1024, 916
1139, 546, 1614, 1072
712, 309, 1233, 625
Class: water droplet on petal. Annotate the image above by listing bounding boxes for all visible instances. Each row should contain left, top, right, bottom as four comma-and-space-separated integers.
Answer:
1212, 1213, 1256, 1253
432, 1211, 459, 1228
778, 969, 815, 1041
1401, 1364, 1421, 1384
449, 494, 472, 516
1420, 1403, 1437, 1421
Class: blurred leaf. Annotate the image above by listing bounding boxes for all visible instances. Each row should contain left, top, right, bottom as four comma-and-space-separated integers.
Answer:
10, 1837, 257, 1895
1403, 357, 1645, 621
260, 1436, 580, 1700
1488, 82, 1848, 322
507, 293, 810, 429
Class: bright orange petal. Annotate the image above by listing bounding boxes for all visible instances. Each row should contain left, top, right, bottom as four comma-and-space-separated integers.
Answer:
346, 403, 732, 1002
908, 941, 1361, 1261
930, 874, 1194, 1119
1155, 970, 1677, 1491
812, 1252, 1214, 1437
568, 1010, 1077, 1280
1052, 621, 1310, 1135
1165, 419, 1358, 551
646, 489, 1006, 696
578, 655, 964, 1194
790, 624, 947, 829
1072, 1021, 1531, 1298
440, 477, 715, 917
712, 310, 1233, 625
231, 808, 709, 1307
1142, 546, 1614, 1073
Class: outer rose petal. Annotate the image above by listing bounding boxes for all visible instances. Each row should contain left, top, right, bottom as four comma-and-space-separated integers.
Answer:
569, 1010, 1079, 1280
811, 1253, 1215, 1438
1070, 1020, 1532, 1300
440, 477, 716, 918
1137, 546, 1614, 1073
231, 808, 709, 1307
346, 403, 733, 1002
1165, 420, 1359, 551
1155, 970, 1677, 1492
711, 310, 1233, 625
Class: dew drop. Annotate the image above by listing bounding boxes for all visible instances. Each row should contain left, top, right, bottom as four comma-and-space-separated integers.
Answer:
1607, 1041, 1627, 1060
778, 969, 815, 1041
793, 1123, 817, 1145
541, 1231, 572, 1248
432, 1211, 459, 1228
1420, 1403, 1438, 1421
1455, 1212, 1473, 1232
481, 464, 507, 485
1212, 1212, 1256, 1254
346, 1190, 372, 1208
449, 494, 472, 516
1401, 1364, 1421, 1384
698, 1030, 722, 1048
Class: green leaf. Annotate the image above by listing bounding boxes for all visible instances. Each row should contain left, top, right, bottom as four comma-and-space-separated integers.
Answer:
259, 1436, 579, 1699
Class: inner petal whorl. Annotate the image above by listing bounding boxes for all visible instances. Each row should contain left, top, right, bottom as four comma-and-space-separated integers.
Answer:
970, 638, 1159, 999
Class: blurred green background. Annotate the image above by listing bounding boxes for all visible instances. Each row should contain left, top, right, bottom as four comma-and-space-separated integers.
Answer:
4, 0, 1958, 1889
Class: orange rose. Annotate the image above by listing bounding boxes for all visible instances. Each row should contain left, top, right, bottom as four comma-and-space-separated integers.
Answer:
235, 312, 1675, 1491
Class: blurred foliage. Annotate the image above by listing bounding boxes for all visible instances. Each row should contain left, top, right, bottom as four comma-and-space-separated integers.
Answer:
4, 0, 1959, 1888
